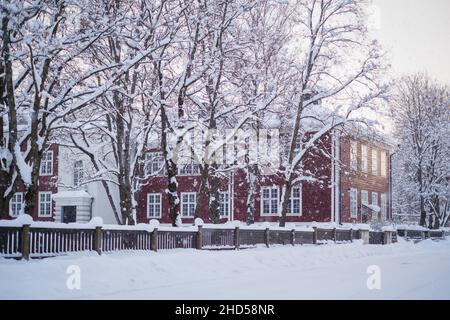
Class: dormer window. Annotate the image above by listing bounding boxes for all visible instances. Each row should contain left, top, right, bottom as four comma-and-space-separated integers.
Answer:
40, 151, 53, 176
73, 160, 84, 187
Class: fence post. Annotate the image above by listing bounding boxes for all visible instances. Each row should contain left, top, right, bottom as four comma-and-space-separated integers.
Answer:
264, 228, 270, 248
349, 229, 353, 243
312, 227, 317, 245
234, 227, 240, 250
196, 225, 203, 250
150, 228, 158, 252
332, 228, 337, 242
94, 226, 102, 255
291, 229, 295, 246
404, 229, 408, 240
21, 224, 30, 260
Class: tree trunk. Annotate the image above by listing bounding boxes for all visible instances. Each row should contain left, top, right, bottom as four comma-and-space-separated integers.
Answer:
209, 168, 220, 224
419, 194, 426, 227
279, 180, 292, 228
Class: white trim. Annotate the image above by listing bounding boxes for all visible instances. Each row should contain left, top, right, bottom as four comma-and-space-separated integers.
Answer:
380, 150, 387, 177
180, 192, 196, 217
361, 190, 368, 223
40, 150, 54, 176
380, 193, 387, 221
219, 191, 230, 218
361, 144, 368, 173
9, 192, 24, 217
260, 186, 279, 216
38, 191, 53, 217
287, 185, 302, 216
145, 152, 165, 176
371, 147, 378, 176
350, 140, 358, 171
147, 193, 162, 218
349, 188, 358, 218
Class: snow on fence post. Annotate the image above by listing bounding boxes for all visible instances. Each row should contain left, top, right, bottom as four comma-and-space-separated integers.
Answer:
383, 231, 393, 245
332, 228, 337, 242
349, 229, 353, 242
360, 229, 369, 244
291, 229, 295, 246
234, 227, 240, 250
196, 226, 203, 250
264, 228, 270, 248
21, 224, 31, 260
312, 227, 317, 245
94, 226, 102, 255
422, 231, 428, 239
150, 228, 158, 252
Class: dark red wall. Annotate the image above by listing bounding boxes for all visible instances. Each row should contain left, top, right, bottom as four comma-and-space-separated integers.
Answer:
15, 144, 59, 221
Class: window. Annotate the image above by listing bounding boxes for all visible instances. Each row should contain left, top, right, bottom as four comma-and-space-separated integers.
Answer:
38, 192, 52, 217
349, 188, 358, 218
380, 193, 387, 221
9, 193, 23, 217
371, 192, 379, 221
371, 147, 378, 176
146, 152, 165, 176
361, 144, 368, 173
380, 151, 387, 177
219, 192, 230, 217
178, 131, 200, 175
261, 186, 278, 215
40, 151, 53, 175
181, 192, 196, 217
350, 141, 358, 170
147, 193, 162, 218
361, 190, 368, 219
73, 160, 84, 187
178, 163, 200, 175
287, 186, 301, 215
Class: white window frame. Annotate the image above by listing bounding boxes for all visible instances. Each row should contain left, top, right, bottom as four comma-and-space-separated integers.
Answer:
146, 152, 165, 176
287, 186, 302, 216
361, 190, 369, 220
380, 193, 387, 221
40, 151, 53, 176
178, 131, 201, 176
371, 147, 378, 176
38, 192, 52, 217
147, 193, 162, 218
178, 163, 200, 176
180, 192, 196, 217
260, 186, 279, 216
9, 192, 24, 217
73, 160, 84, 187
380, 150, 387, 177
350, 141, 358, 171
219, 191, 230, 218
349, 188, 358, 218
371, 192, 379, 221
361, 144, 368, 173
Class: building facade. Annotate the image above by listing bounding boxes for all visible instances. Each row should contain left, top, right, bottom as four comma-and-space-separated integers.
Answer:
6, 130, 394, 225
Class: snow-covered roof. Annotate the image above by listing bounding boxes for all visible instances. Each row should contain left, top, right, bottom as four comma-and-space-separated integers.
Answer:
363, 203, 381, 212
52, 190, 93, 199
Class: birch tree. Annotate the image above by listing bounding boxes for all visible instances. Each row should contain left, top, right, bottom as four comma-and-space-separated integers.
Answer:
277, 0, 385, 226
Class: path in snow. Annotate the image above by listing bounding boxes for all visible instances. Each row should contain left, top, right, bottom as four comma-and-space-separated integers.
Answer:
1, 238, 449, 299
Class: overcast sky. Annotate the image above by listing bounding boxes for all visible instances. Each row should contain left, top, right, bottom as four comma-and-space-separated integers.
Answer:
370, 0, 450, 85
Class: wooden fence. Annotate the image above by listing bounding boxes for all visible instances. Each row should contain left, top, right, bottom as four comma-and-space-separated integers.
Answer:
0, 223, 445, 260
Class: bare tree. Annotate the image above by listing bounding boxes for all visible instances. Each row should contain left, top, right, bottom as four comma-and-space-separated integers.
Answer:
277, 0, 385, 227
391, 73, 450, 228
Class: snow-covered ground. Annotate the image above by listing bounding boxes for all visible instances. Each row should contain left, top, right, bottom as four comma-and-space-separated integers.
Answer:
1, 238, 449, 300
